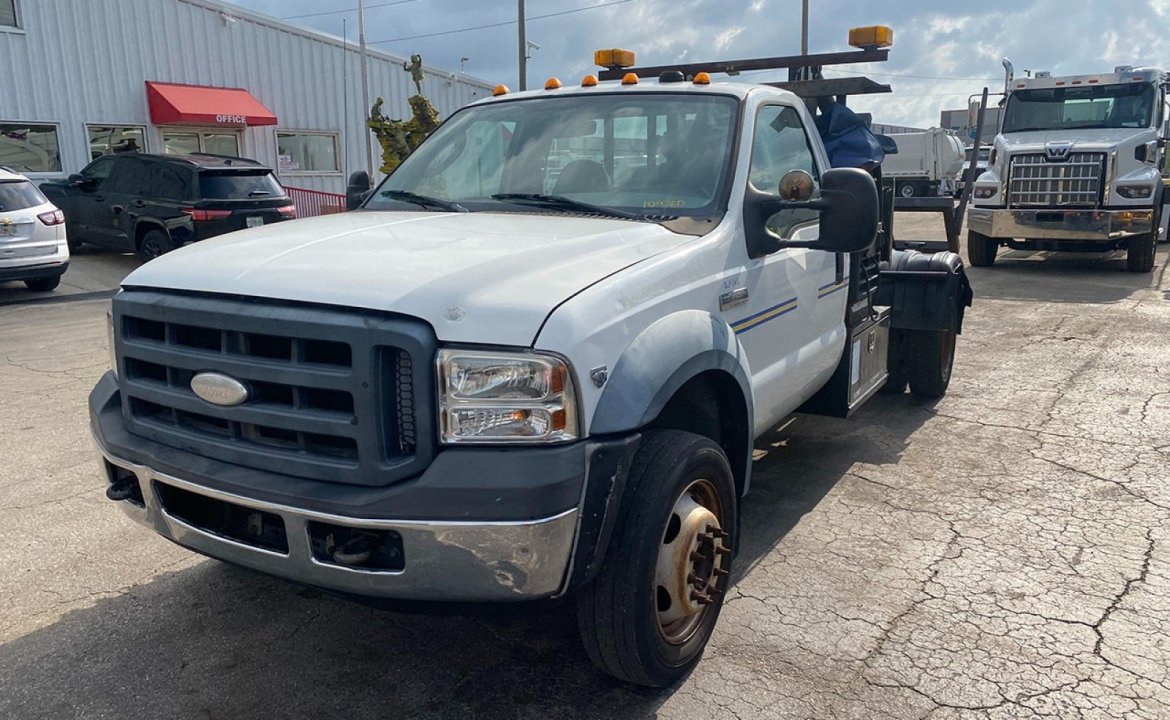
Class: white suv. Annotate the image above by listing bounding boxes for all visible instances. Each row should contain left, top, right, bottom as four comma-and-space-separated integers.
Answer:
0, 167, 69, 291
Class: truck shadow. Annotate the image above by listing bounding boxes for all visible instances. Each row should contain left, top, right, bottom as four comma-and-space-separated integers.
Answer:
967, 246, 1169, 304
0, 397, 930, 720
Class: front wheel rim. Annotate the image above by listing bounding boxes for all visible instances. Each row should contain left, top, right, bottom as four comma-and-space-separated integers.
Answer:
655, 478, 730, 646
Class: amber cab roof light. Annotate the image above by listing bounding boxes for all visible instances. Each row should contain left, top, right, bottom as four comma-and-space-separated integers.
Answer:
492, 84, 510, 97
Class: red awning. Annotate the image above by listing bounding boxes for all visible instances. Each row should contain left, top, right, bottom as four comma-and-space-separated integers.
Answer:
145, 82, 277, 127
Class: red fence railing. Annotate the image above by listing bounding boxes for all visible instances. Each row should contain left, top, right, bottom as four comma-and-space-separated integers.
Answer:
285, 186, 346, 218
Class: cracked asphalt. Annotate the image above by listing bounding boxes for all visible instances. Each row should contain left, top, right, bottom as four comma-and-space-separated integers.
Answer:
1, 222, 1168, 719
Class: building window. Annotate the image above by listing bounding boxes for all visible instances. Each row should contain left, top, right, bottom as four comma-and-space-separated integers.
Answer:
276, 131, 339, 173
0, 1, 18, 29
0, 123, 61, 172
87, 125, 146, 158
162, 130, 241, 158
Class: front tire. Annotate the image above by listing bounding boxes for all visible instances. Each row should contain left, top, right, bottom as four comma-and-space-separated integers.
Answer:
967, 230, 999, 267
1126, 232, 1156, 273
577, 430, 737, 687
136, 228, 176, 263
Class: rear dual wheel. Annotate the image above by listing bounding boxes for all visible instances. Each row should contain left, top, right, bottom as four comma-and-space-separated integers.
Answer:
577, 430, 737, 687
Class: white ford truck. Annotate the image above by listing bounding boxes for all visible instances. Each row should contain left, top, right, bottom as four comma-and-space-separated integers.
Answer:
968, 66, 1167, 272
90, 61, 972, 686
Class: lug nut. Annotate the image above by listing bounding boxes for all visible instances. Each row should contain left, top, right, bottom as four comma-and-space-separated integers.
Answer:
715, 545, 732, 556
713, 567, 730, 578
690, 551, 709, 562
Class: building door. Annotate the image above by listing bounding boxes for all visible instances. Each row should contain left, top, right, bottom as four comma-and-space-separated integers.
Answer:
161, 129, 242, 157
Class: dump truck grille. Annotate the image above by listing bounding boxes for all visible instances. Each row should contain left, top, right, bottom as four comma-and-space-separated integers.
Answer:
1007, 152, 1106, 208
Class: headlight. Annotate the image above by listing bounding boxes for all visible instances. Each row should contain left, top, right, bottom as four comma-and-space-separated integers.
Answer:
437, 350, 578, 444
973, 186, 997, 199
106, 310, 118, 379
1117, 184, 1154, 199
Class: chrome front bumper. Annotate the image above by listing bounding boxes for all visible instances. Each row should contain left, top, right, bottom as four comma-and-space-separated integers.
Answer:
94, 438, 579, 602
968, 208, 1155, 241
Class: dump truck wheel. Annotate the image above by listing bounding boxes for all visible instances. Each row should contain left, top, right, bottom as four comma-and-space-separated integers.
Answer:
1126, 232, 1156, 273
967, 230, 998, 267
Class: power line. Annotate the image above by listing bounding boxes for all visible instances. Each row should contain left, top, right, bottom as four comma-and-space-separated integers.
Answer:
281, 0, 418, 21
369, 0, 634, 44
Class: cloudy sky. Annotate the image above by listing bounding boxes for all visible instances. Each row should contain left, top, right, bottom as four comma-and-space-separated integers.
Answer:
229, 0, 1170, 128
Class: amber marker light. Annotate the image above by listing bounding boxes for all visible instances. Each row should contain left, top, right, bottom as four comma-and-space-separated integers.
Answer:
545, 77, 562, 90
492, 84, 510, 96
581, 74, 598, 87
693, 72, 711, 85
622, 73, 639, 85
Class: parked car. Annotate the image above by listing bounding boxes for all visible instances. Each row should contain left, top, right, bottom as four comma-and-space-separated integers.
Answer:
0, 167, 70, 291
41, 153, 296, 262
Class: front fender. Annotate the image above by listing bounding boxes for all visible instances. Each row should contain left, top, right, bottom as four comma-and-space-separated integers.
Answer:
590, 310, 753, 434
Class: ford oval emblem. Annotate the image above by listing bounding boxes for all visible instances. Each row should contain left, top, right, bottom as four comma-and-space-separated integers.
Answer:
191, 372, 250, 406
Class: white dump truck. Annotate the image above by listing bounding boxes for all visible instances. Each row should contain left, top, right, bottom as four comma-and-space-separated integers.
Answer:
89, 35, 973, 687
968, 66, 1167, 272
881, 128, 966, 198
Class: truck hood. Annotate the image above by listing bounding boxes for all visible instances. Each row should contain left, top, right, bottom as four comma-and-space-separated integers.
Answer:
1000, 127, 1154, 152
122, 211, 691, 345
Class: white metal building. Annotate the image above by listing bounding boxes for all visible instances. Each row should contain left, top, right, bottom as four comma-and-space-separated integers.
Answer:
0, 0, 494, 193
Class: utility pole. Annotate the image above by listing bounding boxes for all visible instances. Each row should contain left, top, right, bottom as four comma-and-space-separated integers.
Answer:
800, 0, 809, 55
518, 0, 527, 90
359, 0, 374, 181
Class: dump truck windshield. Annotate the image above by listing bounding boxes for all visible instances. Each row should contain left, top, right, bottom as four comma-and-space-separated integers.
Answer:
1002, 82, 1155, 133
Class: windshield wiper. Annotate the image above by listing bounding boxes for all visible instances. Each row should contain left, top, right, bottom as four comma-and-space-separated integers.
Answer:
491, 193, 642, 220
381, 189, 468, 213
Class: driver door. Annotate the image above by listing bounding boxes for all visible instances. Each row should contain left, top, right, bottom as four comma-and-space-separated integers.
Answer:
732, 104, 843, 429
70, 156, 118, 245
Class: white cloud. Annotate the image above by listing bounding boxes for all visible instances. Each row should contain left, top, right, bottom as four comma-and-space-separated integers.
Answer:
713, 26, 745, 51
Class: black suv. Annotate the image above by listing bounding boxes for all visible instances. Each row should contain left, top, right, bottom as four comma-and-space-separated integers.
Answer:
41, 153, 295, 262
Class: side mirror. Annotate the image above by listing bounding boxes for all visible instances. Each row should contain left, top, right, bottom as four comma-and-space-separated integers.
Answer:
68, 174, 95, 191
744, 167, 878, 257
813, 168, 879, 253
346, 170, 372, 211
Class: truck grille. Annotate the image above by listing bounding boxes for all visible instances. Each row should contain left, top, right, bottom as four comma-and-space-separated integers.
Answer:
1007, 152, 1106, 208
113, 291, 435, 487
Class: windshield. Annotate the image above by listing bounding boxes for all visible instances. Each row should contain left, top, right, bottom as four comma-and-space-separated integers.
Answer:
366, 93, 740, 218
964, 147, 990, 163
1002, 83, 1155, 133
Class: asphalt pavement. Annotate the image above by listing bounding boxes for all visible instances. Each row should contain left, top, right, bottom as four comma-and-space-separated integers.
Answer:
1, 223, 1168, 719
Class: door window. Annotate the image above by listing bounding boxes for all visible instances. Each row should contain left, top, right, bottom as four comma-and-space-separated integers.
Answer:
144, 164, 193, 201
203, 133, 240, 157
749, 106, 820, 238
161, 130, 241, 157
104, 158, 147, 195
162, 132, 200, 155
80, 156, 117, 183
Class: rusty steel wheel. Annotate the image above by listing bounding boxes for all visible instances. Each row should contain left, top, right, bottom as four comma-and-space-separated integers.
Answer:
655, 479, 731, 646
577, 430, 737, 687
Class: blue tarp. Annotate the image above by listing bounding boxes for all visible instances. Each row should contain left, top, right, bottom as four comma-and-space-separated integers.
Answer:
814, 102, 886, 170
